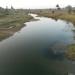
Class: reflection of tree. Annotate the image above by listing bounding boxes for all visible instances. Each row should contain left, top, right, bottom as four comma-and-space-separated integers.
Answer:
45, 43, 68, 75
63, 22, 73, 32
66, 21, 70, 24
44, 42, 66, 60
72, 29, 75, 40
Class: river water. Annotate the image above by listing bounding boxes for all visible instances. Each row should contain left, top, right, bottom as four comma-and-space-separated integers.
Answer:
0, 14, 75, 75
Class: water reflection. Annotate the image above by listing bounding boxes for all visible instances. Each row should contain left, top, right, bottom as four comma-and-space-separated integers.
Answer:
44, 48, 64, 60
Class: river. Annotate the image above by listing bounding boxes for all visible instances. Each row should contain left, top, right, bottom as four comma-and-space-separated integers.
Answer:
0, 14, 75, 75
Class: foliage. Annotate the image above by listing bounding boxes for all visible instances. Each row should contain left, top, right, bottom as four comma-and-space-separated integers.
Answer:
66, 44, 75, 60
66, 5, 72, 14
56, 4, 61, 10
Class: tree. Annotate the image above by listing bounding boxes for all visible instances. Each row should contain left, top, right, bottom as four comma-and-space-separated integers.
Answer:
5, 6, 9, 15
10, 5, 15, 14
11, 6, 14, 10
0, 7, 4, 12
66, 5, 72, 14
56, 4, 60, 10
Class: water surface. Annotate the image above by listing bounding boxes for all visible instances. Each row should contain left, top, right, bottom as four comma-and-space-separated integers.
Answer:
0, 14, 75, 75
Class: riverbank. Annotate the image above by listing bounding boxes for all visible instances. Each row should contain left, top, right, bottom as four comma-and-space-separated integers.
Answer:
0, 12, 33, 41
36, 12, 75, 25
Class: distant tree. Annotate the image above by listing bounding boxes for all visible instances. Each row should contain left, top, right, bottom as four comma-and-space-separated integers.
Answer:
11, 6, 14, 10
56, 4, 61, 10
66, 5, 72, 14
0, 7, 5, 13
28, 8, 31, 13
10, 5, 15, 14
5, 6, 9, 15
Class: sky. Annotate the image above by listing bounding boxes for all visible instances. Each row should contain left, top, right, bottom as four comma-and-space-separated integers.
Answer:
0, 0, 75, 9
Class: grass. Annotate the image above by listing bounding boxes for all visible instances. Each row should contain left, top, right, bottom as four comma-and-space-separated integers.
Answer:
0, 13, 32, 29
36, 11, 75, 25
0, 12, 33, 41
0, 31, 12, 41
65, 44, 75, 60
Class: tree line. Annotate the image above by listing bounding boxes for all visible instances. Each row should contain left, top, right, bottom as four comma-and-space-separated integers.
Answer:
56, 4, 74, 14
0, 6, 15, 15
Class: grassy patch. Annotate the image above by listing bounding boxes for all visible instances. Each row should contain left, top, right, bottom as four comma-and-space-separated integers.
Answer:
65, 44, 75, 60
36, 11, 75, 25
0, 13, 32, 28
0, 12, 33, 41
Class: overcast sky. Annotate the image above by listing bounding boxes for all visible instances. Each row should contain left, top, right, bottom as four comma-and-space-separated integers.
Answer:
0, 0, 75, 9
